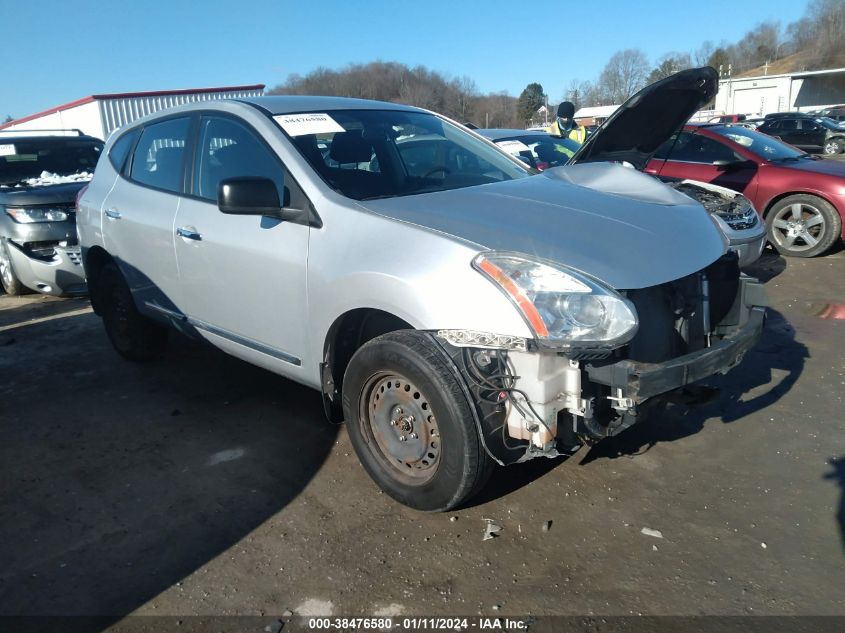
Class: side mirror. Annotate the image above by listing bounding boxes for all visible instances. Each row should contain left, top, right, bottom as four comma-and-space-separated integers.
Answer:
712, 158, 748, 170
218, 177, 308, 223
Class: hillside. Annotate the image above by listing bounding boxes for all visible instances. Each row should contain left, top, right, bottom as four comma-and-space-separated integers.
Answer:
737, 48, 845, 78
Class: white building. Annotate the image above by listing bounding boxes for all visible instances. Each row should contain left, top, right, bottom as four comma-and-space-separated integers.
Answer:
573, 105, 619, 126
0, 84, 265, 140
713, 67, 845, 117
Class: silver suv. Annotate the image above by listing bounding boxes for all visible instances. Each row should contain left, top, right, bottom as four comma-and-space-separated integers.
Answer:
79, 68, 767, 511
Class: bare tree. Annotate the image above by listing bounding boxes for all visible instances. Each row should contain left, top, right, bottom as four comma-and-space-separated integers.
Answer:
596, 49, 650, 104
694, 41, 715, 67
647, 53, 693, 84
474, 92, 520, 128
808, 0, 845, 65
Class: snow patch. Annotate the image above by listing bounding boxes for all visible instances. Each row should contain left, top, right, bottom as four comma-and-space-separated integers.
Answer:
295, 598, 335, 616
2, 170, 93, 188
207, 448, 246, 466
373, 604, 405, 617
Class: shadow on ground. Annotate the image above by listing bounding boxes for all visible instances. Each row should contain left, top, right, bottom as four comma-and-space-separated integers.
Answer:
0, 307, 338, 627
580, 308, 806, 465
824, 456, 845, 556
744, 248, 787, 283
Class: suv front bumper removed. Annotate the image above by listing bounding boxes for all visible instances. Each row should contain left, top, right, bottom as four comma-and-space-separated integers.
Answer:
586, 306, 764, 401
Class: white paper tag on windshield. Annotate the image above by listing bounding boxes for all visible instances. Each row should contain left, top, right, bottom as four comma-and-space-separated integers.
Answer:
0, 144, 16, 156
495, 140, 531, 154
273, 113, 345, 136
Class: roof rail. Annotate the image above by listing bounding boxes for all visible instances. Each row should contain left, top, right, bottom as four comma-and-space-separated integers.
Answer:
0, 128, 85, 136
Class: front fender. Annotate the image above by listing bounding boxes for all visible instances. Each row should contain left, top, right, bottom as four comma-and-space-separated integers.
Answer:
306, 209, 533, 370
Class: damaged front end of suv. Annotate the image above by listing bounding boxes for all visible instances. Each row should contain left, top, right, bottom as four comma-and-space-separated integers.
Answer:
434, 248, 765, 465
417, 67, 767, 465
0, 132, 102, 296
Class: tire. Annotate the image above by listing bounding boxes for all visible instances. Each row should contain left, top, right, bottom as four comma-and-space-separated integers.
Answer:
823, 137, 844, 155
766, 194, 842, 258
0, 238, 31, 296
96, 261, 167, 361
342, 330, 494, 512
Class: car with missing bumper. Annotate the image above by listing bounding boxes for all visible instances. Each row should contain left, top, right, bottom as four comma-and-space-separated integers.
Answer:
0, 130, 102, 296
78, 67, 767, 511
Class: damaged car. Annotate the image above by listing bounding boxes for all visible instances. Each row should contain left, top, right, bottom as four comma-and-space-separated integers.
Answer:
0, 130, 102, 296
78, 67, 767, 511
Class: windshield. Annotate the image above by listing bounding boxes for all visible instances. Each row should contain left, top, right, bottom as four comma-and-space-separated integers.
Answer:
492, 134, 580, 171
280, 110, 529, 200
0, 138, 103, 186
816, 117, 844, 130
711, 126, 805, 161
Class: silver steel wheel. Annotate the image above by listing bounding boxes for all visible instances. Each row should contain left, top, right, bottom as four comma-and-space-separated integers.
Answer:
770, 202, 826, 253
824, 139, 842, 155
361, 373, 442, 483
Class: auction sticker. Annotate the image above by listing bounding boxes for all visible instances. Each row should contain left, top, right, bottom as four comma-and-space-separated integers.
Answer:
0, 144, 16, 156
495, 140, 531, 154
274, 113, 345, 136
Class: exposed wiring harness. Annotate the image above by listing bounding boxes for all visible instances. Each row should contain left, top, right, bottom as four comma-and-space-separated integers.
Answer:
459, 347, 554, 450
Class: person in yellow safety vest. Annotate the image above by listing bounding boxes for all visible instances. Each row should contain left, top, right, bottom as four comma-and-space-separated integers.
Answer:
547, 101, 587, 144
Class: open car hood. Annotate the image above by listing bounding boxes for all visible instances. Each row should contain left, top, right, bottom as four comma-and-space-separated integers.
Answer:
569, 66, 719, 171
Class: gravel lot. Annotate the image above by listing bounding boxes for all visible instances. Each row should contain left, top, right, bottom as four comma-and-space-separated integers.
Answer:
1, 246, 843, 623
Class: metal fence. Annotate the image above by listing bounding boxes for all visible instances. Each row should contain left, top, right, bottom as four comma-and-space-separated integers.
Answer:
98, 88, 264, 137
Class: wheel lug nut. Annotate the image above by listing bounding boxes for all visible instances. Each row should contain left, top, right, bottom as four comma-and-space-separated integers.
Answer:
399, 435, 407, 442
394, 407, 403, 415
390, 419, 397, 426
409, 433, 418, 439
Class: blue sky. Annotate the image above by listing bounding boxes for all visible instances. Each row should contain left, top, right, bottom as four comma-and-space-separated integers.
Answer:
5, 0, 809, 118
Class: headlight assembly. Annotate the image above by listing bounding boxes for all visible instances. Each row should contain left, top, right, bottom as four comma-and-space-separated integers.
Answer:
473, 252, 638, 350
5, 206, 70, 223
715, 196, 759, 231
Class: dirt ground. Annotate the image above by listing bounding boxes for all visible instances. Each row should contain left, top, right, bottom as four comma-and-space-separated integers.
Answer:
1, 246, 844, 625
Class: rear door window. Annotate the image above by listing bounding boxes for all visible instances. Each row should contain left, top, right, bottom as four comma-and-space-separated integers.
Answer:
665, 132, 739, 164
130, 117, 191, 193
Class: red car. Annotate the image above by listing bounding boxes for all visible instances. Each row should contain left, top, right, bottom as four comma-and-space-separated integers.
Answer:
708, 114, 747, 124
644, 124, 845, 257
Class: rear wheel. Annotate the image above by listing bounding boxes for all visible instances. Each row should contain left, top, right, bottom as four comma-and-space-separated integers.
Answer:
342, 330, 494, 511
96, 261, 167, 361
766, 194, 841, 257
823, 137, 844, 155
0, 239, 30, 296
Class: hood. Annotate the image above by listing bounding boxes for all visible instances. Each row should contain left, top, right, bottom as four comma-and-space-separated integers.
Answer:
359, 163, 727, 290
0, 181, 87, 206
773, 156, 845, 178
569, 66, 719, 171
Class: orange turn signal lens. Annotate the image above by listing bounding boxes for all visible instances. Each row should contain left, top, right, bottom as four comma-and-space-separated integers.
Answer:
477, 257, 549, 338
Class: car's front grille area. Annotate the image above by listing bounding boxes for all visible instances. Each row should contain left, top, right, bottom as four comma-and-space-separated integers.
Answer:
65, 248, 82, 266
623, 253, 740, 363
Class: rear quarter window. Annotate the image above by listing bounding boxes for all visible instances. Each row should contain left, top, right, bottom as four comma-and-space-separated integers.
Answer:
129, 117, 191, 193
109, 129, 140, 172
